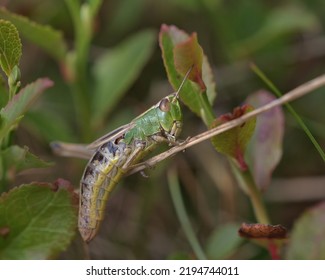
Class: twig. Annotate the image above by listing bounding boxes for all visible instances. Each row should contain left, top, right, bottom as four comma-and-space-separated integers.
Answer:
127, 73, 325, 175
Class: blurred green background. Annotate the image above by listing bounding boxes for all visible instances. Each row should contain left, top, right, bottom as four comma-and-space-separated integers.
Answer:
3, 0, 325, 259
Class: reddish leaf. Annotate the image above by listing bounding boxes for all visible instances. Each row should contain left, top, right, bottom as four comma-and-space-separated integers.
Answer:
160, 24, 188, 44
246, 90, 284, 190
159, 24, 216, 119
238, 222, 287, 260
238, 223, 287, 239
173, 33, 205, 90
160, 24, 205, 90
211, 105, 256, 170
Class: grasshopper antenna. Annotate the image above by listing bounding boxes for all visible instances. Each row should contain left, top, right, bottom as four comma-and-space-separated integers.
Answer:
173, 65, 193, 100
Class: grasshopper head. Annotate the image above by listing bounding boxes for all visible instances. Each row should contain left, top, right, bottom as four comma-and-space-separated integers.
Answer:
156, 67, 192, 140
156, 94, 182, 140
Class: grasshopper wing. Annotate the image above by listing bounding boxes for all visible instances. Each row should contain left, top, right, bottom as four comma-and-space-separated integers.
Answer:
51, 123, 135, 159
51, 141, 94, 159
87, 123, 135, 149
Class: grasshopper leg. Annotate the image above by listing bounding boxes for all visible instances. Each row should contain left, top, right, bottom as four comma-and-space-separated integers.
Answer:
151, 134, 180, 146
122, 140, 146, 170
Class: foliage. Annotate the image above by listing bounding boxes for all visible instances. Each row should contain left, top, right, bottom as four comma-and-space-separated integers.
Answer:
286, 202, 325, 260
0, 0, 324, 260
210, 105, 256, 170
246, 91, 284, 190
0, 8, 66, 61
0, 19, 21, 77
159, 24, 216, 125
0, 181, 78, 259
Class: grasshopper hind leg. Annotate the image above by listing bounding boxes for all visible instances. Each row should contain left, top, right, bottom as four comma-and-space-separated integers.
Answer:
122, 140, 146, 170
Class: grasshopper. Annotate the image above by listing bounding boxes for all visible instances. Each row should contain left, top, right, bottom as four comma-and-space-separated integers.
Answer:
52, 68, 191, 242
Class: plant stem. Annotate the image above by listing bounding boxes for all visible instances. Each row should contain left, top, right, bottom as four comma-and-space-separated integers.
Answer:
70, 75, 91, 141
230, 162, 270, 224
65, 0, 94, 141
167, 167, 207, 260
199, 90, 215, 126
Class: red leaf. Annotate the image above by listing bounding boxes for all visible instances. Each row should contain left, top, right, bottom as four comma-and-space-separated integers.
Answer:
238, 223, 287, 239
160, 24, 206, 91
211, 105, 256, 170
173, 33, 205, 90
246, 90, 284, 190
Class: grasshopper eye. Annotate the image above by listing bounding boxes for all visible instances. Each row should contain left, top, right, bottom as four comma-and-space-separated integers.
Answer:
158, 98, 170, 112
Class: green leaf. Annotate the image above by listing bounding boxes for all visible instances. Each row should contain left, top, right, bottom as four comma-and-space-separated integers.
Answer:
0, 78, 53, 141
286, 202, 325, 260
160, 25, 200, 113
0, 19, 22, 77
202, 55, 217, 105
246, 90, 284, 190
211, 105, 256, 170
0, 7, 67, 61
0, 145, 53, 177
159, 24, 216, 120
206, 223, 243, 259
91, 29, 156, 126
0, 180, 78, 259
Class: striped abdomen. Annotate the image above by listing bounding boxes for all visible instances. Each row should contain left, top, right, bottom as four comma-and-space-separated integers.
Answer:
78, 140, 131, 242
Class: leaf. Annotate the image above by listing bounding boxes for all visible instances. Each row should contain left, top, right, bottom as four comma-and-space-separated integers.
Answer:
0, 78, 53, 141
159, 24, 216, 118
173, 33, 205, 90
210, 105, 256, 170
0, 7, 67, 61
246, 90, 284, 190
91, 29, 156, 126
202, 55, 217, 105
0, 180, 78, 259
286, 202, 325, 260
206, 223, 243, 259
0, 19, 22, 77
0, 145, 53, 178
238, 223, 287, 239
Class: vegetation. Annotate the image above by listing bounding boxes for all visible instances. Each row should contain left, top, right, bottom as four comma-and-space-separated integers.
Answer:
0, 0, 324, 260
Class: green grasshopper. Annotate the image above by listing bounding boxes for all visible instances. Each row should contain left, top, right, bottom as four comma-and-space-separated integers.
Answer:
52, 68, 191, 242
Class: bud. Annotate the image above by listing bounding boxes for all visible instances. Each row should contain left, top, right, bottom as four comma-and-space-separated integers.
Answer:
8, 65, 21, 90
